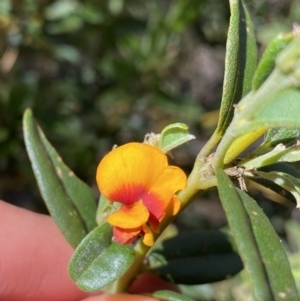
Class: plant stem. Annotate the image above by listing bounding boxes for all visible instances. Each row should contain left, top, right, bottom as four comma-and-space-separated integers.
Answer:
212, 69, 298, 169
198, 131, 222, 157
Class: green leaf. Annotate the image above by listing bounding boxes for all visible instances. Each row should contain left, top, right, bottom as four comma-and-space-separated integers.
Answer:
249, 176, 296, 205
38, 127, 97, 233
241, 143, 300, 170
212, 49, 300, 168
252, 32, 293, 91
74, 243, 135, 291
220, 88, 300, 165
158, 123, 195, 153
150, 253, 243, 285
252, 89, 300, 129
69, 223, 112, 281
149, 231, 243, 286
23, 109, 87, 248
216, 169, 272, 300
69, 223, 135, 291
149, 231, 234, 264
258, 162, 300, 178
263, 128, 300, 148
152, 290, 196, 301
247, 163, 300, 205
217, 169, 299, 301
276, 35, 300, 75
230, 89, 300, 144
236, 188, 299, 301
216, 0, 257, 136
254, 171, 300, 207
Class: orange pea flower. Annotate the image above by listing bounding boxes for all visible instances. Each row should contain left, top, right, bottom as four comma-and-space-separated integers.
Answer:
96, 142, 187, 246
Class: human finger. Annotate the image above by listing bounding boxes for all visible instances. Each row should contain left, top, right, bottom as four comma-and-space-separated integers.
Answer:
0, 200, 89, 301
128, 272, 179, 294
79, 294, 157, 301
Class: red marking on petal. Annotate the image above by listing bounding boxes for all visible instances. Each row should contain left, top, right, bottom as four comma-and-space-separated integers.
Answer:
148, 214, 160, 233
141, 192, 166, 221
97, 143, 168, 205
113, 226, 141, 245
109, 184, 147, 206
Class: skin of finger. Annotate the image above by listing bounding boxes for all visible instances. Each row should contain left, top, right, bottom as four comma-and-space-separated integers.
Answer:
79, 294, 158, 301
0, 200, 90, 301
128, 272, 180, 294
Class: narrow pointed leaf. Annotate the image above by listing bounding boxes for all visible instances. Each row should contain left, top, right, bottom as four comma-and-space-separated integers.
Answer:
241, 143, 300, 170
254, 171, 300, 207
217, 169, 299, 300
252, 32, 293, 91
216, 0, 257, 135
69, 222, 135, 291
151, 253, 243, 285
216, 169, 273, 301
263, 128, 300, 148
152, 290, 196, 301
38, 127, 97, 232
249, 176, 296, 205
23, 109, 86, 247
247, 162, 300, 205
149, 231, 234, 263
236, 188, 299, 301
258, 162, 300, 178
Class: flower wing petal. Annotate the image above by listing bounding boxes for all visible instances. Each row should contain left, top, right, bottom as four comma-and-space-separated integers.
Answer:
107, 202, 149, 228
96, 143, 168, 206
142, 166, 186, 220
165, 195, 181, 217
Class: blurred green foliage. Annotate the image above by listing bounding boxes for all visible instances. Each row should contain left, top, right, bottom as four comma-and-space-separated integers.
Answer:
0, 0, 224, 206
0, 0, 300, 209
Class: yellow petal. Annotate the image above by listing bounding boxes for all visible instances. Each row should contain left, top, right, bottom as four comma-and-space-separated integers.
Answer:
142, 224, 154, 246
153, 166, 187, 195
165, 195, 181, 218
143, 166, 186, 220
107, 202, 149, 228
96, 143, 168, 205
